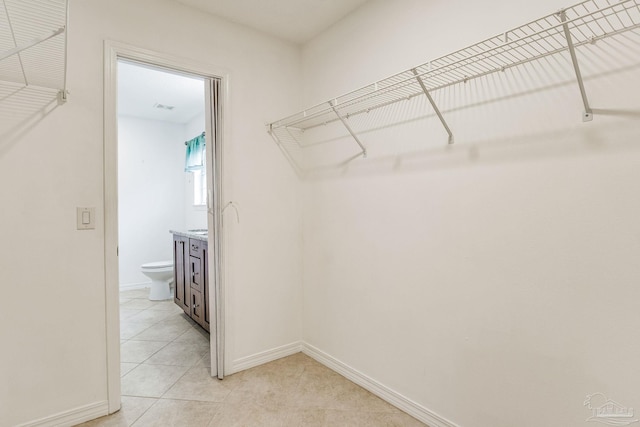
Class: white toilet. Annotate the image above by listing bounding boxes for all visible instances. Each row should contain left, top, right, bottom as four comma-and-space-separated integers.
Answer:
141, 260, 174, 301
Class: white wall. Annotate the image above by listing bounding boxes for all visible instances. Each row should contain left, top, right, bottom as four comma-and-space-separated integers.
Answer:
118, 116, 186, 286
184, 111, 208, 231
0, 0, 302, 425
300, 1, 640, 426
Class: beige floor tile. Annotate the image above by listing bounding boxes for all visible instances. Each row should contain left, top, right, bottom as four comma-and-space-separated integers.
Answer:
120, 289, 151, 299
160, 313, 198, 328
121, 363, 139, 377
207, 402, 290, 427
120, 308, 143, 321
121, 299, 157, 310
130, 319, 191, 342
323, 410, 427, 426
120, 321, 154, 340
132, 399, 220, 427
283, 408, 327, 427
121, 364, 189, 398
163, 366, 234, 402
194, 351, 211, 368
225, 370, 301, 409
146, 300, 183, 311
114, 293, 424, 427
128, 309, 175, 324
293, 364, 364, 411
173, 326, 210, 346
323, 410, 395, 426
380, 412, 428, 426
76, 396, 157, 427
120, 340, 168, 364
144, 341, 209, 367
356, 388, 402, 413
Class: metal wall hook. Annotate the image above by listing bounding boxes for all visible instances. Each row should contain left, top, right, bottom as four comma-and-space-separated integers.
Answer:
222, 201, 240, 224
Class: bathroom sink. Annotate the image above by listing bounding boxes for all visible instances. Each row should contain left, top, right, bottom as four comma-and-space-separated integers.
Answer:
188, 229, 208, 235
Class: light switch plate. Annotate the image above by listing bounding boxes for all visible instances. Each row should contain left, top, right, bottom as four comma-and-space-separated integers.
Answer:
77, 207, 95, 230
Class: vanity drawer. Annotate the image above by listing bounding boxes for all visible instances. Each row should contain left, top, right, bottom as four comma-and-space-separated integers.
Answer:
190, 288, 205, 327
189, 256, 203, 292
189, 238, 203, 257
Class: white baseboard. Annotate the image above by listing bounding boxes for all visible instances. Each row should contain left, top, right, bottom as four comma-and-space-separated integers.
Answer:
119, 281, 151, 292
230, 341, 303, 374
17, 401, 109, 427
302, 343, 460, 427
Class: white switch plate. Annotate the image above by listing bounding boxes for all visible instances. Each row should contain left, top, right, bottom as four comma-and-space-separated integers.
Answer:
77, 207, 95, 230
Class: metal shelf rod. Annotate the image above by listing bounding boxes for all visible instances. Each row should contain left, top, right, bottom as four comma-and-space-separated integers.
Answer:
329, 100, 367, 158
293, 17, 638, 135
0, 27, 65, 62
560, 10, 593, 121
271, 0, 636, 131
411, 68, 454, 144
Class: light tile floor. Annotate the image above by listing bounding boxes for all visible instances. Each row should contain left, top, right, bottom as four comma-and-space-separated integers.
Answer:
77, 289, 426, 426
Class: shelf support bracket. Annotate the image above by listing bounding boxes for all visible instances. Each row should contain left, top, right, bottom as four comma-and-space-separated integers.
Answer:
268, 124, 304, 177
559, 11, 593, 122
411, 68, 454, 144
57, 89, 69, 105
0, 27, 65, 63
329, 100, 367, 158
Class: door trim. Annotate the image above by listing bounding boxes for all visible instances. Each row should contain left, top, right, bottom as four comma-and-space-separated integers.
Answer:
103, 40, 228, 413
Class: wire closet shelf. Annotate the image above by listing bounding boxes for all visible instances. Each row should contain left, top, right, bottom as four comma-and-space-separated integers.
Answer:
268, 0, 640, 169
0, 0, 69, 103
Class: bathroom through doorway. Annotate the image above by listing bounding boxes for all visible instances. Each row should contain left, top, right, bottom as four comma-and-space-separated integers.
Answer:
104, 42, 225, 415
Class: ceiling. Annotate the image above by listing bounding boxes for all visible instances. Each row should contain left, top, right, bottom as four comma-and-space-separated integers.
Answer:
176, 0, 369, 44
117, 1, 369, 122
118, 60, 204, 124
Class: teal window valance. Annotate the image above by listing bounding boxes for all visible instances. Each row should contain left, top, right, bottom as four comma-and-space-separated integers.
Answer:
185, 132, 205, 172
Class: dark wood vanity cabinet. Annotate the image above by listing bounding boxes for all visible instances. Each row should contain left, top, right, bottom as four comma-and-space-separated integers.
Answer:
173, 234, 210, 332
173, 235, 189, 312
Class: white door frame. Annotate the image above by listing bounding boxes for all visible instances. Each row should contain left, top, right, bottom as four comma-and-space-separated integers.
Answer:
103, 40, 228, 414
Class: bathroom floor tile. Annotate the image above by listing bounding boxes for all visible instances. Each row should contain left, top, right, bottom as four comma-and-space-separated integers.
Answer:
144, 341, 209, 367
130, 319, 191, 342
120, 289, 151, 299
146, 300, 182, 311
120, 320, 155, 340
120, 340, 168, 364
128, 309, 174, 324
121, 362, 139, 377
173, 326, 210, 346
121, 299, 157, 310
120, 308, 143, 321
121, 364, 189, 398
195, 351, 211, 368
161, 312, 198, 328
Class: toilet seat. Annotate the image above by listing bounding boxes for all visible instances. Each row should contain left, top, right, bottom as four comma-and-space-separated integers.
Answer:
141, 260, 173, 270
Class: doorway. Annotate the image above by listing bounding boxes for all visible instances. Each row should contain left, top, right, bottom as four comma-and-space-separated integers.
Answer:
104, 42, 225, 414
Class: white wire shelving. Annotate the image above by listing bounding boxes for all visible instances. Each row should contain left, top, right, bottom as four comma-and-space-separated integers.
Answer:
0, 0, 69, 103
268, 0, 640, 174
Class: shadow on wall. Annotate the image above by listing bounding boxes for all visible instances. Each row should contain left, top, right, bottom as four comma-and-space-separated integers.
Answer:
0, 83, 60, 158
272, 31, 640, 181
